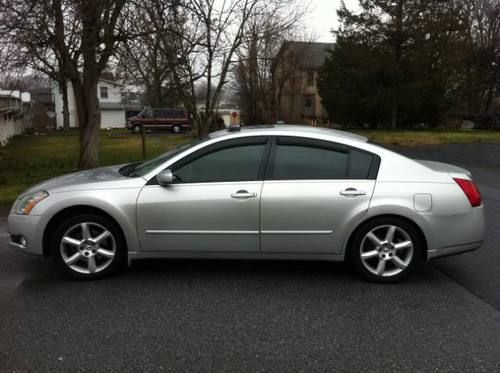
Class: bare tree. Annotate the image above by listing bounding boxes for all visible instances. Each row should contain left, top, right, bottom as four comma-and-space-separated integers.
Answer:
150, 0, 267, 136
1, 0, 130, 168
0, 1, 74, 130
115, 0, 179, 108
461, 0, 500, 114
235, 0, 311, 124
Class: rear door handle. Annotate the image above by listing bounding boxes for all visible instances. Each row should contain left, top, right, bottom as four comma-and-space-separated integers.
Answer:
340, 188, 366, 197
231, 190, 257, 199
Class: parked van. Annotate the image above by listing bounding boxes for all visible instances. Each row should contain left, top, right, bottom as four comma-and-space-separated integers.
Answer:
127, 108, 192, 133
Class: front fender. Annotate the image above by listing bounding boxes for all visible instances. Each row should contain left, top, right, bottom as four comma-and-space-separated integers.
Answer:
37, 188, 142, 253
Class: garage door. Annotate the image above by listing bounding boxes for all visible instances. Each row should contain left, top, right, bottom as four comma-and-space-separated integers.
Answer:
100, 110, 126, 128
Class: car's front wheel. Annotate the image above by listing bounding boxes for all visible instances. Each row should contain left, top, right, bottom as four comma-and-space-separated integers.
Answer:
51, 213, 126, 280
350, 217, 422, 283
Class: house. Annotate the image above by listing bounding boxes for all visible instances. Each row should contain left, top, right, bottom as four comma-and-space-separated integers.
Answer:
31, 87, 56, 129
196, 103, 241, 128
274, 41, 334, 124
0, 90, 32, 145
53, 74, 126, 129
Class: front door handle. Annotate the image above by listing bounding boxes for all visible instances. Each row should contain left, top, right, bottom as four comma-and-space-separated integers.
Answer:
231, 190, 257, 199
340, 188, 366, 197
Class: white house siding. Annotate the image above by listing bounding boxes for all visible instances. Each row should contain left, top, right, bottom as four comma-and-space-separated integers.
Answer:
53, 79, 125, 129
100, 110, 125, 128
0, 117, 29, 146
53, 81, 77, 128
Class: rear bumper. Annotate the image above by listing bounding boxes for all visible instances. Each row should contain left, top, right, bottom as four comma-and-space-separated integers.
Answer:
424, 205, 485, 260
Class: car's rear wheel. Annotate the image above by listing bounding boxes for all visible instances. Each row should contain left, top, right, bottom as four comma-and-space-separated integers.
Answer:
51, 214, 126, 280
350, 217, 422, 283
172, 124, 181, 134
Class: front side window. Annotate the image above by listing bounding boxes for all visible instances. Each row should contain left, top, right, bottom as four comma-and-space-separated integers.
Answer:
173, 142, 266, 183
126, 140, 205, 177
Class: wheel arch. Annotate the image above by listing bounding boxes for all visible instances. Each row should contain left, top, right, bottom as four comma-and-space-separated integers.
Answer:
42, 205, 128, 257
343, 213, 429, 261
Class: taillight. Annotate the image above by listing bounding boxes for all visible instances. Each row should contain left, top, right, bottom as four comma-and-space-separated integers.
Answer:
454, 178, 482, 207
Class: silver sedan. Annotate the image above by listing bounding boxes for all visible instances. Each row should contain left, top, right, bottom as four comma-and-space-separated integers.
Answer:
7, 126, 485, 282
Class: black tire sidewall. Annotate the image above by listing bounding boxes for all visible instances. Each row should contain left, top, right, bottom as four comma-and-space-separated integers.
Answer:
349, 217, 422, 283
51, 213, 127, 280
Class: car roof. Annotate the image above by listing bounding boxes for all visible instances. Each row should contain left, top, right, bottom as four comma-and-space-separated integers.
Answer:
209, 125, 368, 143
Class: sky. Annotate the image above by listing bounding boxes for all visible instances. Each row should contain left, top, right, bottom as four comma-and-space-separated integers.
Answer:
307, 0, 359, 42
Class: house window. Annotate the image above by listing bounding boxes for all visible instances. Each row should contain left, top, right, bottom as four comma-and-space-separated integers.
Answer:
100, 86, 108, 99
307, 71, 315, 87
303, 95, 315, 117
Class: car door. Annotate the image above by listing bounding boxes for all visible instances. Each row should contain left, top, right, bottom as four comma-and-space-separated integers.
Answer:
260, 136, 379, 254
154, 109, 167, 128
137, 136, 270, 252
142, 108, 155, 126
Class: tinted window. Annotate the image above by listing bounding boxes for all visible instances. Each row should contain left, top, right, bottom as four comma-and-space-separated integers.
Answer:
174, 144, 265, 183
272, 143, 348, 180
349, 150, 374, 179
128, 140, 205, 177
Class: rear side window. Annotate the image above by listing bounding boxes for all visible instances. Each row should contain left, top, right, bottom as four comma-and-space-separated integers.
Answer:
269, 137, 378, 180
273, 144, 348, 179
349, 149, 375, 179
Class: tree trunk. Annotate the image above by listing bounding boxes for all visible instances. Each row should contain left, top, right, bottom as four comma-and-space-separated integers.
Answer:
391, 104, 398, 129
72, 78, 100, 169
61, 80, 70, 131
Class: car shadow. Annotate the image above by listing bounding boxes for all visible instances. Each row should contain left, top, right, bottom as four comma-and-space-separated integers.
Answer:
14, 256, 439, 294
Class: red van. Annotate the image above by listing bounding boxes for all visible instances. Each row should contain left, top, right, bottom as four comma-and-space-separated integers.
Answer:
127, 108, 192, 133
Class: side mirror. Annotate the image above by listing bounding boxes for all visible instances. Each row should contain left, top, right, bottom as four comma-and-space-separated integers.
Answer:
157, 169, 174, 186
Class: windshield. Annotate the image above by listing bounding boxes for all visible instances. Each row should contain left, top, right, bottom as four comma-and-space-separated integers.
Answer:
123, 140, 204, 177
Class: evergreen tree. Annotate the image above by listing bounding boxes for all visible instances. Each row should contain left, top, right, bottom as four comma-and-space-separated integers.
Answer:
318, 0, 467, 128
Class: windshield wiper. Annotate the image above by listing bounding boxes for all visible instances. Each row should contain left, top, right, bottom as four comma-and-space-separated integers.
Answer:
119, 162, 143, 177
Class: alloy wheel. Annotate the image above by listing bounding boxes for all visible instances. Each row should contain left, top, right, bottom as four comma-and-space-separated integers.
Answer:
359, 225, 414, 278
59, 222, 116, 275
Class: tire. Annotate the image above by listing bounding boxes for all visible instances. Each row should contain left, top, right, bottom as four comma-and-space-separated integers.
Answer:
132, 124, 141, 134
349, 217, 422, 283
50, 213, 127, 280
172, 125, 181, 134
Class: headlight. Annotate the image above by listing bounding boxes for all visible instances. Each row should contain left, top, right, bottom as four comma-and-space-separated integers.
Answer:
15, 191, 49, 215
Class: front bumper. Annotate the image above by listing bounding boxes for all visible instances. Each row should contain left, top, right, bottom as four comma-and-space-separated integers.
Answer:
7, 213, 45, 255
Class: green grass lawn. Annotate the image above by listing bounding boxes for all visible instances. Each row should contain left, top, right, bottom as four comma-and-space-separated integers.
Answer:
355, 129, 500, 146
1, 128, 500, 207
0, 130, 192, 207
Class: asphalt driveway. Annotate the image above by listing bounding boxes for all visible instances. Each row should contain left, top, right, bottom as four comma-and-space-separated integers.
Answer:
394, 143, 500, 310
1, 143, 500, 372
